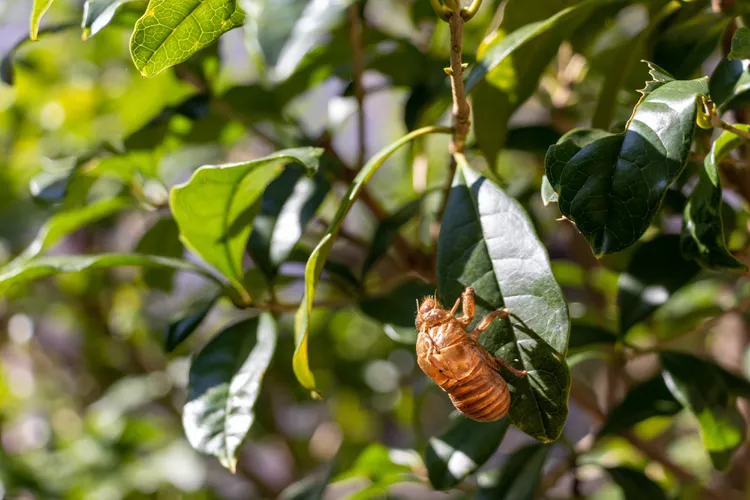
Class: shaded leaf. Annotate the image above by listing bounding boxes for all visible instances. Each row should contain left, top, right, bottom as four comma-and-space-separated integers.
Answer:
618, 235, 699, 335
729, 26, 750, 60
135, 217, 185, 292
437, 157, 570, 442
653, 12, 729, 80
294, 126, 451, 396
130, 0, 245, 77
170, 148, 323, 302
360, 280, 434, 345
247, 167, 328, 280
568, 324, 617, 351
661, 351, 750, 470
476, 443, 551, 500
681, 126, 747, 271
545, 66, 709, 256
82, 0, 138, 39
334, 443, 413, 498
607, 467, 667, 500
183, 314, 276, 472
31, 0, 55, 40
362, 197, 422, 276
425, 415, 509, 490
165, 296, 218, 352
278, 460, 337, 500
709, 59, 750, 113
0, 254, 221, 296
599, 376, 681, 436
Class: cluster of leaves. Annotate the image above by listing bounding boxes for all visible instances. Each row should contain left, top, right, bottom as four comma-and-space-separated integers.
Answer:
3, 0, 750, 498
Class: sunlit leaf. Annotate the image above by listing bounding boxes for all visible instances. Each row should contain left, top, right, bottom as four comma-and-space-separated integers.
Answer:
599, 376, 681, 436
425, 415, 509, 490
544, 65, 708, 256
183, 314, 277, 472
293, 126, 451, 397
170, 148, 323, 303
30, 0, 55, 40
437, 156, 570, 442
476, 443, 551, 499
607, 467, 667, 500
81, 0, 138, 39
130, 0, 245, 77
729, 26, 750, 60
334, 443, 412, 497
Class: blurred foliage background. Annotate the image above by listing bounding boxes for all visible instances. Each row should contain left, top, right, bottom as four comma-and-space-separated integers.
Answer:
3, 0, 750, 499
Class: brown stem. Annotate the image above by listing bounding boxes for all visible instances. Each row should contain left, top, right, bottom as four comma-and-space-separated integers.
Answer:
448, 12, 470, 154
349, 4, 367, 169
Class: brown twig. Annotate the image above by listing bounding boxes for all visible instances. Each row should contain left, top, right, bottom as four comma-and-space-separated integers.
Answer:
447, 13, 470, 154
349, 4, 367, 169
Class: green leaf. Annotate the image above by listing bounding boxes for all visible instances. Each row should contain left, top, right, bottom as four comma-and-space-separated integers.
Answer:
130, 0, 245, 77
425, 415, 509, 490
568, 324, 617, 351
618, 235, 699, 335
607, 467, 667, 500
362, 197, 422, 276
334, 444, 412, 497
708, 59, 750, 113
469, 0, 617, 165
545, 66, 708, 256
247, 167, 328, 280
183, 314, 276, 472
2, 24, 75, 85
599, 376, 681, 436
540, 176, 558, 206
729, 26, 750, 60
476, 443, 551, 500
661, 351, 750, 470
13, 197, 131, 264
165, 296, 218, 352
30, 0, 55, 40
437, 157, 570, 442
293, 126, 451, 396
170, 148, 323, 302
135, 217, 185, 292
0, 254, 221, 297
82, 0, 137, 40
360, 280, 435, 344
278, 460, 337, 500
545, 128, 611, 192
681, 127, 747, 271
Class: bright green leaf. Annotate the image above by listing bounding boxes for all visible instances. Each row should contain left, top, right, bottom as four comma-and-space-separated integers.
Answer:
728, 26, 750, 60
681, 127, 748, 271
334, 443, 413, 498
0, 254, 221, 297
545, 65, 709, 256
130, 0, 245, 77
170, 148, 323, 303
135, 217, 185, 292
425, 415, 509, 490
476, 443, 551, 499
618, 235, 699, 335
293, 126, 451, 397
437, 157, 570, 442
661, 351, 750, 470
607, 467, 668, 500
82, 0, 137, 40
183, 314, 276, 472
165, 296, 218, 352
599, 376, 681, 436
30, 0, 55, 40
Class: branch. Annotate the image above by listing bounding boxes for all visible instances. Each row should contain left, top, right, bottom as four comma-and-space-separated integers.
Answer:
349, 4, 367, 169
712, 115, 750, 142
447, 12, 470, 154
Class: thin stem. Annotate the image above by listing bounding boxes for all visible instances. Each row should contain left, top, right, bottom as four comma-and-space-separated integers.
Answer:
448, 12, 470, 154
349, 5, 367, 169
713, 115, 750, 142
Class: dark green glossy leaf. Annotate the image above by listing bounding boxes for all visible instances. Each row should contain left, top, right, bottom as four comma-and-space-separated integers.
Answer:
709, 59, 750, 113
729, 26, 750, 60
476, 443, 551, 500
545, 128, 611, 192
437, 158, 570, 442
661, 351, 750, 470
248, 167, 328, 280
170, 148, 323, 302
183, 314, 276, 472
82, 0, 138, 39
135, 217, 185, 292
607, 467, 667, 500
568, 324, 617, 351
599, 376, 681, 436
0, 254, 221, 297
618, 235, 699, 335
425, 416, 509, 490
362, 197, 422, 276
165, 296, 218, 352
130, 0, 245, 77
545, 66, 709, 256
681, 126, 747, 271
294, 126, 451, 397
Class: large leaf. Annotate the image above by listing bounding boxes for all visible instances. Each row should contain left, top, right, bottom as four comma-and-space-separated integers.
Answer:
170, 148, 323, 303
599, 376, 681, 436
709, 59, 750, 113
607, 467, 667, 500
661, 351, 750, 470
0, 254, 221, 296
135, 217, 185, 292
293, 126, 451, 396
437, 157, 570, 442
469, 0, 618, 165
247, 167, 328, 280
618, 235, 699, 335
82, 0, 138, 40
544, 66, 709, 256
681, 127, 747, 271
729, 27, 750, 61
476, 443, 551, 500
333, 444, 412, 498
30, 0, 55, 40
183, 314, 276, 472
425, 415, 509, 490
130, 0, 245, 77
